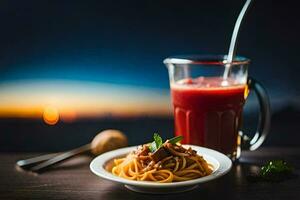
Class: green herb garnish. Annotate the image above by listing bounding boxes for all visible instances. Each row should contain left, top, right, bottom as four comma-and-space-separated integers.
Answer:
149, 133, 163, 152
248, 160, 294, 182
153, 133, 163, 149
148, 133, 183, 152
148, 141, 157, 152
260, 160, 293, 181
169, 135, 183, 145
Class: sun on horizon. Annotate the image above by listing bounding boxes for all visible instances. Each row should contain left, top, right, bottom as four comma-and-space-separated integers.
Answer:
0, 80, 172, 124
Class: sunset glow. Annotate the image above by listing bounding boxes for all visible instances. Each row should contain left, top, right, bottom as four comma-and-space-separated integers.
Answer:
0, 80, 171, 121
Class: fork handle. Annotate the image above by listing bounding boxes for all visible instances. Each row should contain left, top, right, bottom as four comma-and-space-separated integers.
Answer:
30, 144, 91, 172
16, 153, 58, 169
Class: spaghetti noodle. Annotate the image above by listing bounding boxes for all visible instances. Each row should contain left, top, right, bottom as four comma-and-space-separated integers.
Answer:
111, 135, 213, 183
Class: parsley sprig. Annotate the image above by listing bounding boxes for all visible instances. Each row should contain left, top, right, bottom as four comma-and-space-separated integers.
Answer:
148, 133, 183, 152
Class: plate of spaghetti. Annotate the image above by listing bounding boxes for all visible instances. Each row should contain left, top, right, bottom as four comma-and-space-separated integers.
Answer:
90, 133, 232, 194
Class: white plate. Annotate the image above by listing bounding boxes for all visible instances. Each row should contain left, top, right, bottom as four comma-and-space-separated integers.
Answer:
90, 145, 232, 194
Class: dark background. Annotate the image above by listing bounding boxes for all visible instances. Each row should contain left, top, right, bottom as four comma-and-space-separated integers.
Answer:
0, 0, 299, 152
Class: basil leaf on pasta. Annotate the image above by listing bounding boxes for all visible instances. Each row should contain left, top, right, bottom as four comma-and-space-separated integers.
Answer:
153, 133, 163, 149
149, 141, 157, 152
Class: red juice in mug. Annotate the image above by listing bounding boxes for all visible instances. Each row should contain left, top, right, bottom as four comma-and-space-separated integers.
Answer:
171, 77, 247, 155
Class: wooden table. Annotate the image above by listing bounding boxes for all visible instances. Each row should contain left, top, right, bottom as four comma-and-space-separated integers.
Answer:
1, 148, 299, 200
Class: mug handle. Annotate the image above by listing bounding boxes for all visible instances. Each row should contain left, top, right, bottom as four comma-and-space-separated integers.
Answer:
240, 77, 271, 151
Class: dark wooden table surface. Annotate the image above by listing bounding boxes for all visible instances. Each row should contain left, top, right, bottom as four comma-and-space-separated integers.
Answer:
1, 147, 299, 200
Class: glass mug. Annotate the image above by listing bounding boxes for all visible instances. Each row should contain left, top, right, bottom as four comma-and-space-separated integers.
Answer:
164, 55, 271, 160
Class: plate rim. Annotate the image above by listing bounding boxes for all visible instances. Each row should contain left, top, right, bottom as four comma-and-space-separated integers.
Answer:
90, 145, 232, 188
